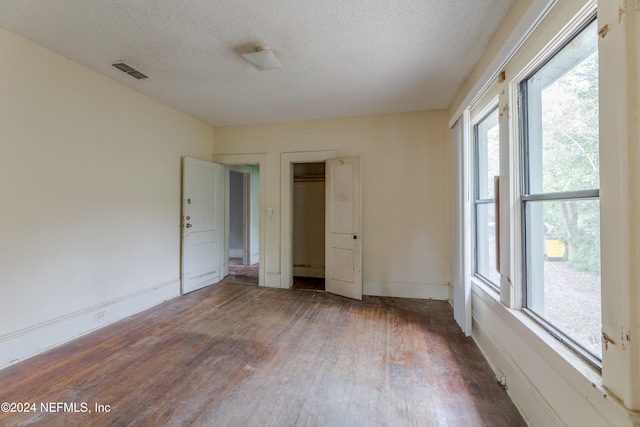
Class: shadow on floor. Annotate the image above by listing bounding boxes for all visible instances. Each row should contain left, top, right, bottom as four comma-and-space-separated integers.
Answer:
292, 276, 325, 291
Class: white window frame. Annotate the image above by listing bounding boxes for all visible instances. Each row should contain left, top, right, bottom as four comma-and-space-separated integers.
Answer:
453, 0, 640, 417
517, 14, 601, 367
472, 106, 501, 291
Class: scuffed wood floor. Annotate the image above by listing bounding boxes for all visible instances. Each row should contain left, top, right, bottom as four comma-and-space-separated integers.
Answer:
0, 278, 526, 426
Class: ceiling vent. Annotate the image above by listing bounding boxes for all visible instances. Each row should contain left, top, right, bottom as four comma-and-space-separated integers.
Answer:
112, 62, 148, 79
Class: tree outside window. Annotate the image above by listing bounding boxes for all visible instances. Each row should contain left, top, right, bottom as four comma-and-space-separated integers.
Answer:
521, 18, 601, 362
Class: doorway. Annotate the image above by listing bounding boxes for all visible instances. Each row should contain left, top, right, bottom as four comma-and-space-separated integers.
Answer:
280, 151, 361, 298
292, 162, 325, 291
227, 165, 259, 284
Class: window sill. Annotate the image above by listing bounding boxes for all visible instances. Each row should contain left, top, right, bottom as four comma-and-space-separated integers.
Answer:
470, 276, 499, 300
472, 279, 600, 378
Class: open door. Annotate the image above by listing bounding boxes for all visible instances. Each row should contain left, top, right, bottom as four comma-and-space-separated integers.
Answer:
181, 157, 224, 294
325, 156, 362, 300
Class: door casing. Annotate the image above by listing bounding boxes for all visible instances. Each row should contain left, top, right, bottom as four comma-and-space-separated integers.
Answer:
281, 151, 363, 300
213, 154, 267, 286
280, 151, 337, 289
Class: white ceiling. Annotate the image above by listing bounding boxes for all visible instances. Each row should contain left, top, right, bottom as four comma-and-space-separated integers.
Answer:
0, 0, 513, 126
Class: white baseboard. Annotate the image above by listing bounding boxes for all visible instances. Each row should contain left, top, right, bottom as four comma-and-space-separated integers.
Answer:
471, 306, 558, 427
364, 280, 449, 300
293, 266, 325, 278
265, 272, 281, 288
0, 279, 180, 370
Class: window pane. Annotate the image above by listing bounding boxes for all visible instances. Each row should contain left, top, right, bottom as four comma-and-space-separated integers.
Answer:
475, 203, 500, 286
524, 20, 599, 195
476, 109, 500, 199
524, 199, 601, 359
474, 107, 500, 288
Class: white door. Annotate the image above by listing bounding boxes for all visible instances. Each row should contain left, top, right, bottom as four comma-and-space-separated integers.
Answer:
325, 156, 362, 300
181, 157, 224, 294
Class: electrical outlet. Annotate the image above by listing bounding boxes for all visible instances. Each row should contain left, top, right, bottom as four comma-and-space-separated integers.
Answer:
496, 369, 507, 387
94, 311, 106, 322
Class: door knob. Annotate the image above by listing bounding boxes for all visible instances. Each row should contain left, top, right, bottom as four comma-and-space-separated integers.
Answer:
353, 235, 358, 240
186, 223, 192, 228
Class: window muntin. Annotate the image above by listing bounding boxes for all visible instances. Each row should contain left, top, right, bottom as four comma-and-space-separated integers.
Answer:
521, 18, 601, 363
474, 108, 500, 288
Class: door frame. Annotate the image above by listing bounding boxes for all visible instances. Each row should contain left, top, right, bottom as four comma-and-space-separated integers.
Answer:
280, 151, 337, 289
213, 154, 267, 286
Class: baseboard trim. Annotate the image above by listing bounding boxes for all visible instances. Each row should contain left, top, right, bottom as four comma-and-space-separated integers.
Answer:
266, 272, 282, 288
0, 279, 180, 370
471, 308, 560, 427
364, 280, 449, 300
292, 266, 325, 278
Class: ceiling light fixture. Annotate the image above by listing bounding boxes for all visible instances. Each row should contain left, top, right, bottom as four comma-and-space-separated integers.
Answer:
241, 47, 284, 71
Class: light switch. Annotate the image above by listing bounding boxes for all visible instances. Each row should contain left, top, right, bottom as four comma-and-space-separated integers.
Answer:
267, 208, 273, 216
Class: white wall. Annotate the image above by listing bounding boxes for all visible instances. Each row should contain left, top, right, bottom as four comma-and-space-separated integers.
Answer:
0, 30, 215, 368
215, 111, 451, 299
449, 0, 640, 425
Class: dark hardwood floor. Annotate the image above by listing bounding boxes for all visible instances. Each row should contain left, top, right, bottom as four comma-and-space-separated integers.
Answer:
0, 278, 525, 426
228, 259, 258, 283
293, 276, 325, 291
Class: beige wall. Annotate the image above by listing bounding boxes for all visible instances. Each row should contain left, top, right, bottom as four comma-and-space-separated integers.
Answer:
215, 111, 451, 298
0, 29, 215, 364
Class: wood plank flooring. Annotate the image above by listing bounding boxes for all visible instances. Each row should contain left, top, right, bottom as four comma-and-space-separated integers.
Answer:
293, 276, 325, 291
0, 278, 526, 426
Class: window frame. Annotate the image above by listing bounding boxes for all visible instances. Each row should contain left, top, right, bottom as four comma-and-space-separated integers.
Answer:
518, 14, 601, 368
472, 106, 500, 291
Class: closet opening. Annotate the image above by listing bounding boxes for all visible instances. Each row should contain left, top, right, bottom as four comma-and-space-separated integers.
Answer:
292, 162, 326, 291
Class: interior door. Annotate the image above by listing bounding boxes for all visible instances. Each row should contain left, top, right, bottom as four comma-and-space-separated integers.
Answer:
181, 157, 224, 294
325, 156, 362, 300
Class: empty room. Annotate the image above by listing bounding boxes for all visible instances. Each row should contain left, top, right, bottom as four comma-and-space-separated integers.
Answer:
0, 0, 638, 426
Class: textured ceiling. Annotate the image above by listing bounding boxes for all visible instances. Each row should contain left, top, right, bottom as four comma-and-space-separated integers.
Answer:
0, 0, 513, 126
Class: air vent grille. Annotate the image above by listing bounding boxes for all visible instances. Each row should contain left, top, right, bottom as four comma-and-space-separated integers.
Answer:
112, 62, 148, 79
128, 70, 149, 80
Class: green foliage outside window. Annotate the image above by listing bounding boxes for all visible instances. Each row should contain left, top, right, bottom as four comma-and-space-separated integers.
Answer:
541, 52, 600, 273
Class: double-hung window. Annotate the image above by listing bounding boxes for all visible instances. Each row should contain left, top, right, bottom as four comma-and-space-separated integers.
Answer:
520, 17, 601, 363
474, 108, 500, 289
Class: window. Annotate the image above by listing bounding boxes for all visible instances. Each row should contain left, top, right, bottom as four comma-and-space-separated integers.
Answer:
474, 107, 500, 289
520, 18, 601, 363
